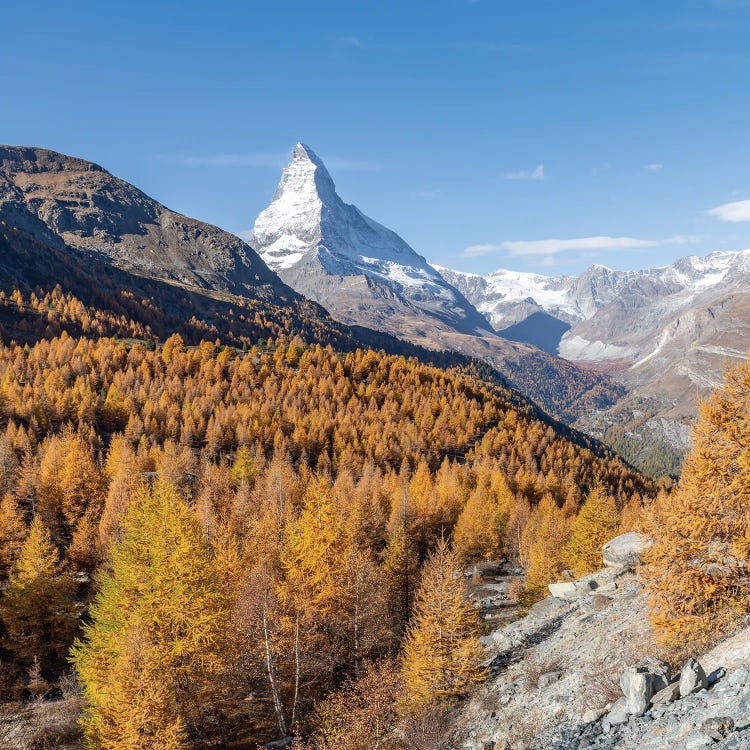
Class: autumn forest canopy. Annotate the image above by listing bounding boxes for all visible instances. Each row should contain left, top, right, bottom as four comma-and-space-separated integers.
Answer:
0, 315, 656, 747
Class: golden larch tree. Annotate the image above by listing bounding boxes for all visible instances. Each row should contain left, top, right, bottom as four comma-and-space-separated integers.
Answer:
453, 482, 503, 564
563, 484, 619, 577
71, 481, 230, 749
645, 357, 750, 650
0, 493, 27, 580
521, 494, 570, 603
0, 514, 76, 673
401, 537, 486, 709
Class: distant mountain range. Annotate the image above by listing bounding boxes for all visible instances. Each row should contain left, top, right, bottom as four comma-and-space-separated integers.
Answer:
247, 143, 750, 474
441, 252, 750, 475
0, 143, 621, 436
250, 144, 623, 423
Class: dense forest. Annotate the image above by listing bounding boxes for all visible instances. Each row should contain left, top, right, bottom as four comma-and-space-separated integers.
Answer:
0, 325, 654, 748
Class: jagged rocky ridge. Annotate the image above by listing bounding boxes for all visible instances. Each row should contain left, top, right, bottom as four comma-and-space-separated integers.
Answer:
0, 145, 288, 299
250, 144, 625, 423
441, 254, 750, 476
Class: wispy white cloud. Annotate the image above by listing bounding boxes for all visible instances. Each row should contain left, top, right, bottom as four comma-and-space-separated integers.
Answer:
461, 235, 695, 258
503, 164, 545, 181
707, 199, 750, 222
462, 243, 506, 257
646, 163, 664, 171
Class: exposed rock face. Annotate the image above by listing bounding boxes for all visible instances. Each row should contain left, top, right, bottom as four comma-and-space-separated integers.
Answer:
452, 563, 750, 750
602, 532, 653, 569
0, 146, 287, 302
453, 566, 654, 749
250, 144, 625, 423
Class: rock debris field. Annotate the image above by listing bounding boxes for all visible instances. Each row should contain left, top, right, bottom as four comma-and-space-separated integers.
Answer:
453, 533, 750, 750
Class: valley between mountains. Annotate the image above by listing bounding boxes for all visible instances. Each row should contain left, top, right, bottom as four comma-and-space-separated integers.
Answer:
4, 141, 739, 477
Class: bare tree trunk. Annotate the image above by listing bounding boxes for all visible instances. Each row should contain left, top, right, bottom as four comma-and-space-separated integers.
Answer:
353, 567, 361, 678
291, 613, 301, 729
262, 593, 287, 737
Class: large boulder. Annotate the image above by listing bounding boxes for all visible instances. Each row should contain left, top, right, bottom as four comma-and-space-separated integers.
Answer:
602, 532, 653, 569
680, 658, 707, 697
548, 581, 576, 599
619, 657, 671, 715
650, 680, 680, 704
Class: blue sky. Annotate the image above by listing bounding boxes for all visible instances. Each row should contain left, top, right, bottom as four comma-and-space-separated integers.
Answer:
2, 0, 750, 276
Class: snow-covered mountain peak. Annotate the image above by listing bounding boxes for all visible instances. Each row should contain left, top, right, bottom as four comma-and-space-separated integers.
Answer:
291, 141, 316, 161
251, 144, 492, 334
280, 142, 336, 198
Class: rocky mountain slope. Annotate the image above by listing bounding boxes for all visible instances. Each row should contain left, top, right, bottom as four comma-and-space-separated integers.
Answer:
442, 254, 750, 476
0, 145, 285, 299
249, 145, 624, 423
252, 143, 493, 337
452, 537, 750, 750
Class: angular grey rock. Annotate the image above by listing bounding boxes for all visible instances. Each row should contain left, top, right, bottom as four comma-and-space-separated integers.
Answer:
548, 581, 577, 598
620, 657, 671, 715
602, 707, 630, 732
538, 671, 563, 689
602, 532, 653, 569
680, 659, 708, 698
581, 707, 607, 724
701, 716, 735, 741
650, 680, 681, 704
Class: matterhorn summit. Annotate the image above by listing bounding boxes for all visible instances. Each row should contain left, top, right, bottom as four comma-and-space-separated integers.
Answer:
251, 143, 492, 336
